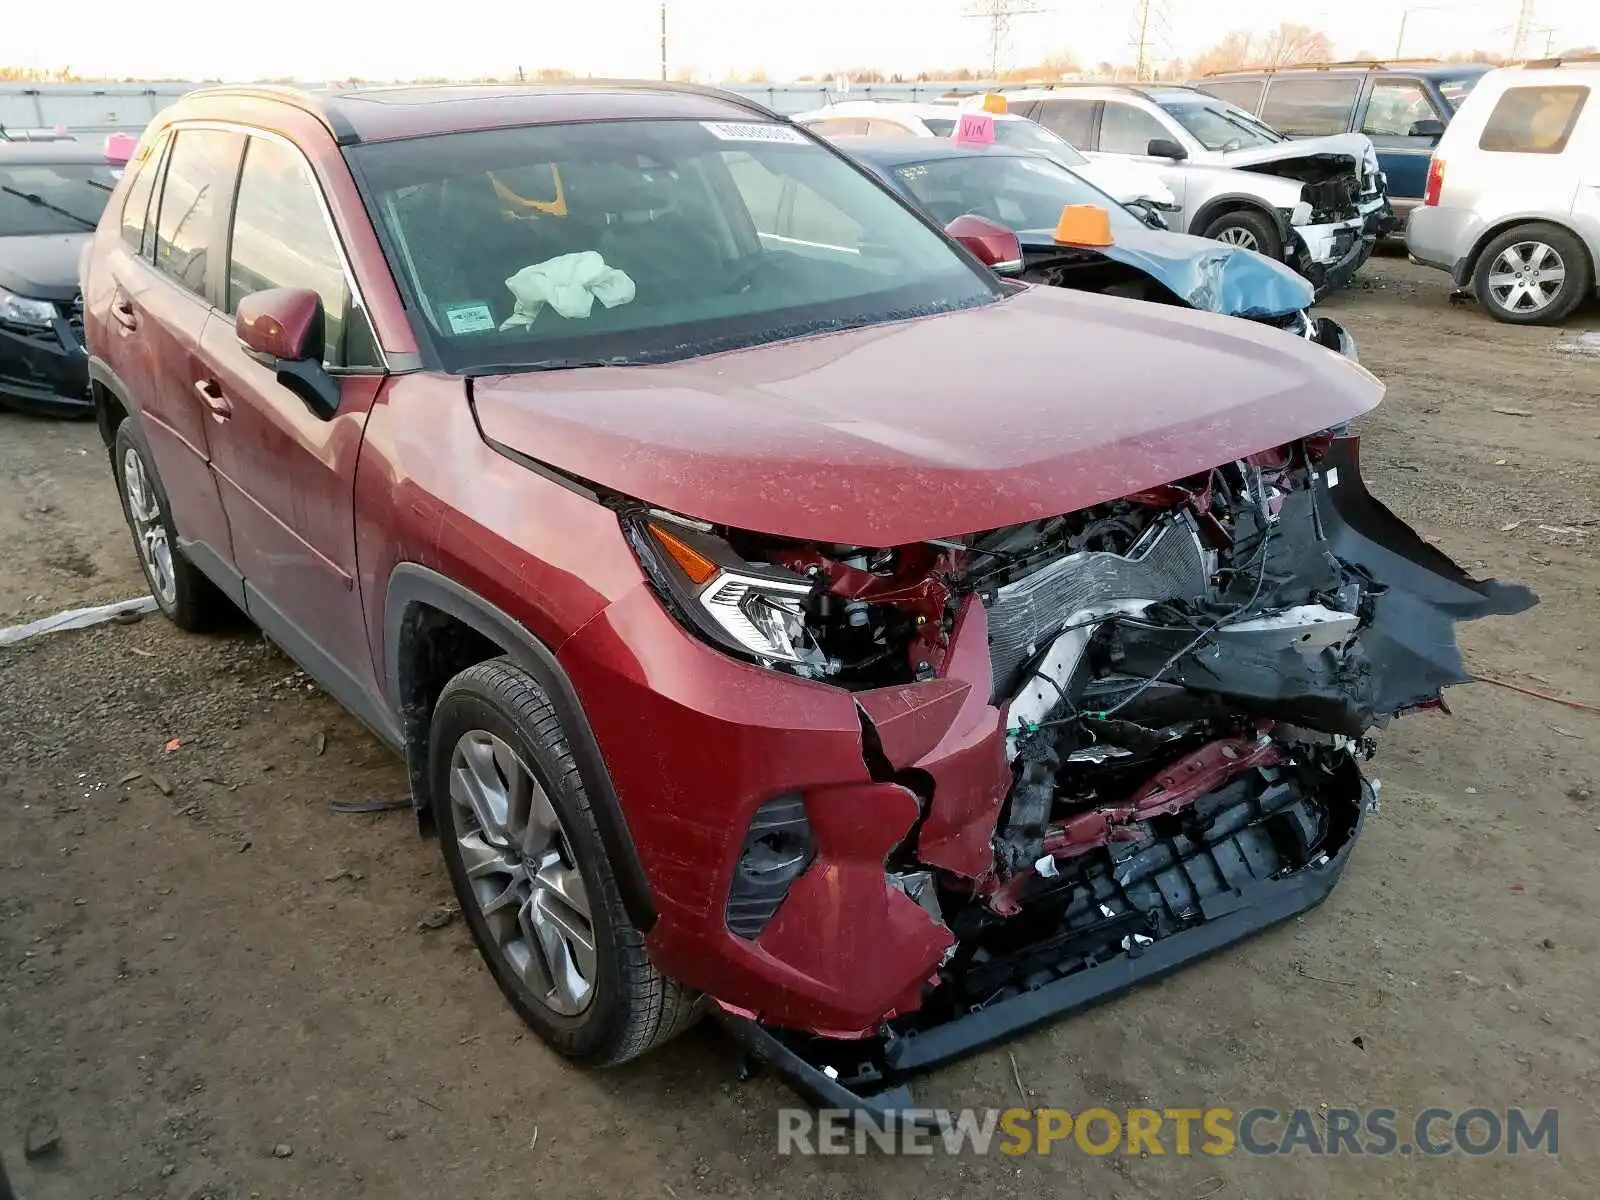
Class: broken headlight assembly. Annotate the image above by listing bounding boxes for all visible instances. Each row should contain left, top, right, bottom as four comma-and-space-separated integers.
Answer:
625, 513, 825, 671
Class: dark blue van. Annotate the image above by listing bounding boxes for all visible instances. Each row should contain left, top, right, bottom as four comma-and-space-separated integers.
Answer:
1192, 62, 1492, 218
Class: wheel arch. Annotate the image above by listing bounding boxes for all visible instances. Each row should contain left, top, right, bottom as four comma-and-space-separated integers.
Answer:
1459, 216, 1598, 292
1187, 194, 1287, 241
86, 357, 134, 456
384, 563, 657, 932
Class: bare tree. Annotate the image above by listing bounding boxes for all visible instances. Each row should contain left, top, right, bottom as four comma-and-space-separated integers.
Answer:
1190, 31, 1254, 75
1255, 23, 1335, 66
1191, 23, 1333, 74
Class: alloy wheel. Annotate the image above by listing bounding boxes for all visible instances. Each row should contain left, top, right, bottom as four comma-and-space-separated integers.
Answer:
1215, 226, 1260, 251
1487, 241, 1566, 314
448, 729, 597, 1016
122, 446, 176, 608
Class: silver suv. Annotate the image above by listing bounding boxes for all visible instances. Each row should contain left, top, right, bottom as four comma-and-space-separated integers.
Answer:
1002, 84, 1392, 294
1406, 60, 1600, 324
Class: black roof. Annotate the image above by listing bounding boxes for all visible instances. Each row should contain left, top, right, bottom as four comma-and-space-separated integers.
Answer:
181, 80, 784, 145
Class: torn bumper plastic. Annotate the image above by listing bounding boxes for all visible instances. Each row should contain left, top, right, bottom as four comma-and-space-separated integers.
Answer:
720, 796, 1368, 1120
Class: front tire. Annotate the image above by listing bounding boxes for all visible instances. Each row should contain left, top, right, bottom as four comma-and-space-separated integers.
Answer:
111, 419, 230, 632
429, 658, 700, 1065
1202, 209, 1284, 260
1473, 223, 1592, 325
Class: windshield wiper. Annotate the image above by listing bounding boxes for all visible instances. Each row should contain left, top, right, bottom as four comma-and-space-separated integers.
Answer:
0, 184, 98, 230
462, 357, 637, 377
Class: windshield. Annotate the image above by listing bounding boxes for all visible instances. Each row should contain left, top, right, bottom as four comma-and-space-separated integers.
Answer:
890, 153, 1145, 237
1159, 100, 1284, 150
921, 116, 1089, 164
349, 119, 1000, 372
0, 159, 119, 236
1437, 74, 1483, 111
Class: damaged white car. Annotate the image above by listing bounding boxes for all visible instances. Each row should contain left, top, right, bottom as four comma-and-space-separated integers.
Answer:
1003, 84, 1395, 295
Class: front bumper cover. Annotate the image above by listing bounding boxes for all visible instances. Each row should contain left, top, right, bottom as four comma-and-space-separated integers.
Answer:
0, 313, 91, 417
721, 798, 1367, 1121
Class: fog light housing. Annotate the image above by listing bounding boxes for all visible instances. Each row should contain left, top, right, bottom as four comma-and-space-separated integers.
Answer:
725, 793, 814, 939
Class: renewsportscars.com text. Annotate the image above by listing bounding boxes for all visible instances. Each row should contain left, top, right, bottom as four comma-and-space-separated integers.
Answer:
777, 1106, 1559, 1157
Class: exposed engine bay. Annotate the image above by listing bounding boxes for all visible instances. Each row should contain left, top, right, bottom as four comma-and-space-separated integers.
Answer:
633, 435, 1535, 1110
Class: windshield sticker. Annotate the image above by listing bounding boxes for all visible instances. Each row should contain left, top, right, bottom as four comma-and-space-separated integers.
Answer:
442, 302, 496, 335
700, 121, 810, 145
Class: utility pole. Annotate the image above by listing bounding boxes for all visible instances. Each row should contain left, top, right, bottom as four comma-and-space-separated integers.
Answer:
963, 0, 1047, 78
660, 2, 668, 81
1134, 0, 1152, 77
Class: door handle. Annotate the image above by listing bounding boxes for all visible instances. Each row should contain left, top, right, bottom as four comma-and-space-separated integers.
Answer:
111, 296, 138, 330
194, 378, 232, 420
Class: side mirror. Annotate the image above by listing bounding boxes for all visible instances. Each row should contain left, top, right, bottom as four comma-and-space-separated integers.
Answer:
944, 213, 1024, 275
1127, 200, 1169, 230
235, 287, 340, 419
1409, 117, 1446, 141
1146, 137, 1187, 160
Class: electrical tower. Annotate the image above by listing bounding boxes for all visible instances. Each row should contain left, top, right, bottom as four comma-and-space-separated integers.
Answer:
1510, 0, 1537, 58
1131, 0, 1173, 79
964, 0, 1048, 78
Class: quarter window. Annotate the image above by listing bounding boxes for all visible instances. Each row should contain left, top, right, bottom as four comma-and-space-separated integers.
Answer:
119, 133, 168, 255
1029, 99, 1097, 148
227, 135, 375, 367
152, 129, 243, 298
1478, 86, 1590, 154
1260, 77, 1362, 136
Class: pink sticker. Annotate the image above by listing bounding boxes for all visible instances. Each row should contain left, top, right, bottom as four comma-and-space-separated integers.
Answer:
952, 112, 996, 145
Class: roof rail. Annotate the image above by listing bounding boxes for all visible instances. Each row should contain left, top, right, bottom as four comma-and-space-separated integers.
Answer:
180, 84, 362, 144
1202, 58, 1449, 76
1517, 54, 1600, 68
1002, 80, 1201, 95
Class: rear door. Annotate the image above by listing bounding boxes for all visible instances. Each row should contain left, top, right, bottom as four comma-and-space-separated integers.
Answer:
196, 130, 388, 708
1360, 76, 1446, 205
118, 126, 244, 584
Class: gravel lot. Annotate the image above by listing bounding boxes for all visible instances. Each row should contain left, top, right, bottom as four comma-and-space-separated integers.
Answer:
2, 255, 1598, 1199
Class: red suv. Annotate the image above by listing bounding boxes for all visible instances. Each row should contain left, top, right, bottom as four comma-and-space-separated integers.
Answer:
80, 83, 1532, 1115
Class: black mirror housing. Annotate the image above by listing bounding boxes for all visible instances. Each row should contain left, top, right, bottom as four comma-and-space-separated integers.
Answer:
1146, 137, 1187, 160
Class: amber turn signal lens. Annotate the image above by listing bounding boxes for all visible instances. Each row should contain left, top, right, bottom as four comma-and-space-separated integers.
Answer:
648, 522, 717, 585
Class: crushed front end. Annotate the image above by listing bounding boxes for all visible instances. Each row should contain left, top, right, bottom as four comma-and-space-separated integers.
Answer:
572, 434, 1533, 1116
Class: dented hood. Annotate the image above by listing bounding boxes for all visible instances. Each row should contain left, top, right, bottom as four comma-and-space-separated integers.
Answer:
471, 284, 1383, 545
1220, 132, 1377, 173
1018, 226, 1314, 318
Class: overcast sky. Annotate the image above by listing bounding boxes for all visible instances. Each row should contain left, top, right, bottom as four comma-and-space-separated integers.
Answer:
9, 0, 1597, 81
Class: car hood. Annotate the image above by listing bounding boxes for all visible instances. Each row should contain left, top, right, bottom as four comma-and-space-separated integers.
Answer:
1018, 226, 1313, 318
1220, 133, 1379, 175
0, 233, 90, 301
1073, 159, 1177, 207
471, 284, 1383, 545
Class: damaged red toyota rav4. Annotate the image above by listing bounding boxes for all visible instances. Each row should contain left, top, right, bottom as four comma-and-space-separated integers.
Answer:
81, 83, 1532, 1113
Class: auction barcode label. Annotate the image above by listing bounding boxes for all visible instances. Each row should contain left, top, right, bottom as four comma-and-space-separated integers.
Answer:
701, 121, 809, 144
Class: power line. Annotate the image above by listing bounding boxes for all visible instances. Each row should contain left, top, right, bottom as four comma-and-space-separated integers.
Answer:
963, 0, 1049, 77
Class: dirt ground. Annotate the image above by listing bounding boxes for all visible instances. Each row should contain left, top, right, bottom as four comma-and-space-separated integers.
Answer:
2, 255, 1597, 1200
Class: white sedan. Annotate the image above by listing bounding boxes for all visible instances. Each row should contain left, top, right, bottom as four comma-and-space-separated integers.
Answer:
792, 100, 1177, 213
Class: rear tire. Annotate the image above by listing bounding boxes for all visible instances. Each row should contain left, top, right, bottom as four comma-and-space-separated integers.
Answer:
111, 419, 231, 632
1202, 209, 1284, 260
429, 658, 701, 1065
1473, 223, 1592, 326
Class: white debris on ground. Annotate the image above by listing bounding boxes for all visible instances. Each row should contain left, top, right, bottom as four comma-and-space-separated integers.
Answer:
0, 595, 157, 648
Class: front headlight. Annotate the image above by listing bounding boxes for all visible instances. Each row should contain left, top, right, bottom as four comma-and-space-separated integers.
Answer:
0, 284, 57, 329
626, 513, 822, 668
